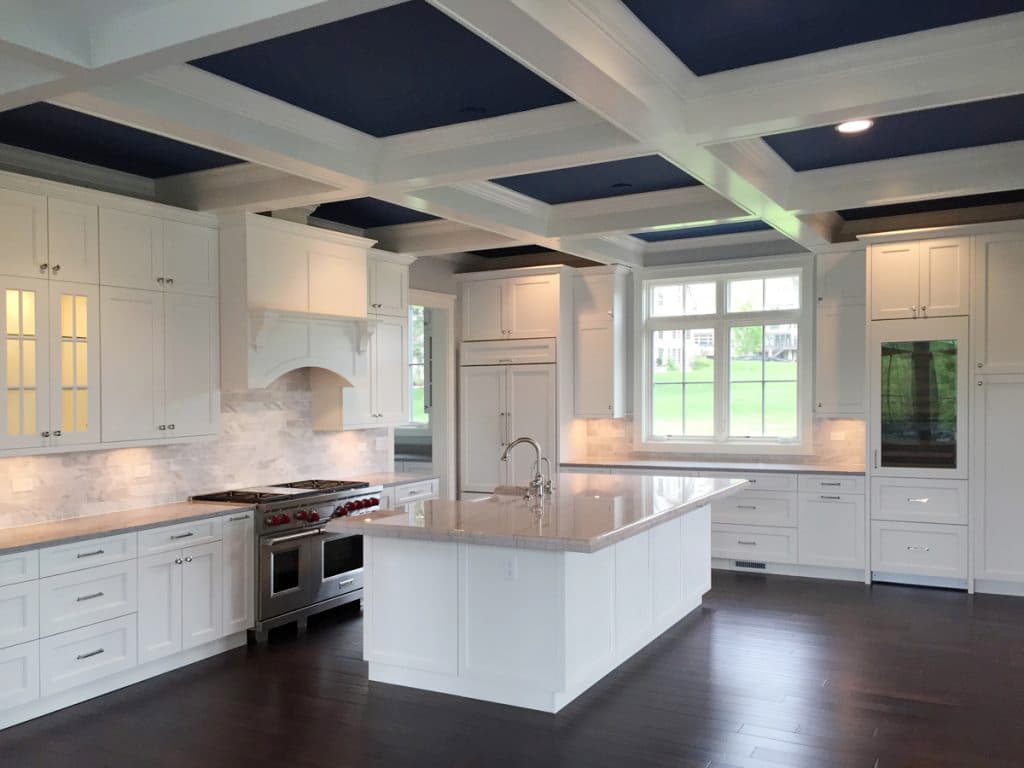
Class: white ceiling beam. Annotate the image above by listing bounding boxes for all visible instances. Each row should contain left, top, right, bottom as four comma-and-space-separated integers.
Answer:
556, 233, 644, 268
643, 228, 789, 254
367, 219, 522, 257
0, 141, 155, 200
689, 14, 1024, 144
154, 163, 342, 212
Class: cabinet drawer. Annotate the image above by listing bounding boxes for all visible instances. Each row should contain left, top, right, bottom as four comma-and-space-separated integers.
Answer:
798, 474, 865, 494
711, 493, 797, 527
39, 560, 137, 637
39, 614, 137, 697
460, 338, 556, 366
703, 471, 798, 493
871, 521, 967, 579
0, 641, 39, 712
797, 493, 866, 569
394, 479, 439, 504
871, 478, 967, 524
712, 525, 797, 564
139, 517, 223, 556
0, 581, 39, 649
0, 550, 38, 587
39, 533, 137, 578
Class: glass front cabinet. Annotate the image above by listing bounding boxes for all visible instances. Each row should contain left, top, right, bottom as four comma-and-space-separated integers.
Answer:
870, 317, 969, 479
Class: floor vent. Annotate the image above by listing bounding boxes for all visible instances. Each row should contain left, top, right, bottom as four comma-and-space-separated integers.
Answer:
735, 560, 767, 570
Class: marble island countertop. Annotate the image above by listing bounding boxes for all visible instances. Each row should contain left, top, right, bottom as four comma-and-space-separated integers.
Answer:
327, 471, 747, 553
561, 458, 865, 475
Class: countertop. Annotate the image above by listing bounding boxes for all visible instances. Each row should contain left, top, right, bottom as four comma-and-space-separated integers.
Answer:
0, 501, 253, 555
561, 458, 865, 476
327, 471, 747, 553
361, 471, 441, 488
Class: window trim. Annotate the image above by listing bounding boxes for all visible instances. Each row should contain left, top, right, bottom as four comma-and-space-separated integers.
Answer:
634, 254, 815, 455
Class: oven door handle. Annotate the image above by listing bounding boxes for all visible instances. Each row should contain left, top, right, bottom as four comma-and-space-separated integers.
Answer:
264, 528, 325, 546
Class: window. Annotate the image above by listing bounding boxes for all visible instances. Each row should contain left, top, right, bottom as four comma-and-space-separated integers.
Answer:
640, 257, 812, 452
408, 305, 430, 426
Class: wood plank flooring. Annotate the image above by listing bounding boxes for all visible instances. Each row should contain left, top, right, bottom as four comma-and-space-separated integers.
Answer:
5, 570, 1024, 767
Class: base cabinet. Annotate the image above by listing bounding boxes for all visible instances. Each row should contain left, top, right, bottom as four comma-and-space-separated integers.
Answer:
871, 521, 967, 580
0, 642, 38, 711
39, 614, 137, 698
222, 512, 255, 635
798, 493, 865, 569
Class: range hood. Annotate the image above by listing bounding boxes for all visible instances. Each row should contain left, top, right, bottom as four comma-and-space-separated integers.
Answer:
219, 212, 378, 391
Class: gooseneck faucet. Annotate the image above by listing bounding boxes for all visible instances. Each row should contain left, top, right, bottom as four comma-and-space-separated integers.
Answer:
500, 437, 547, 498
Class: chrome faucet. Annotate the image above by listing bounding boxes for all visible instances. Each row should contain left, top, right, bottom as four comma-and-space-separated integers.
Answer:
500, 437, 548, 498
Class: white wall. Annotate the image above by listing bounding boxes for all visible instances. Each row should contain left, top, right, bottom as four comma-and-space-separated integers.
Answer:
0, 369, 391, 528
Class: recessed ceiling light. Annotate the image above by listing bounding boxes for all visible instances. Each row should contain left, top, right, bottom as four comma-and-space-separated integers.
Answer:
610, 182, 634, 191
836, 119, 874, 134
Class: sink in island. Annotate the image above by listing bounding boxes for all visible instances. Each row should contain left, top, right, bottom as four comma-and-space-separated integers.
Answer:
328, 472, 747, 713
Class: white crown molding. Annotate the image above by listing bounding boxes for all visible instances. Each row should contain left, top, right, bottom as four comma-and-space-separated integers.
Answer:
0, 141, 155, 200
853, 214, 1024, 242
155, 162, 343, 212
367, 218, 522, 257
642, 228, 788, 254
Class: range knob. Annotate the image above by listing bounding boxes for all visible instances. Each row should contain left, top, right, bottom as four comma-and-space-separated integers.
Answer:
345, 501, 358, 513
309, 510, 321, 522
273, 513, 290, 526
369, 497, 380, 506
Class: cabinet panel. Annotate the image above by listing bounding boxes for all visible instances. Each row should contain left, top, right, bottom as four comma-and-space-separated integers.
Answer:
816, 250, 865, 307
47, 198, 98, 284
710, 493, 797, 527
871, 521, 967, 579
138, 550, 183, 664
138, 516, 222, 556
798, 474, 865, 494
100, 287, 165, 442
0, 277, 50, 449
505, 274, 559, 339
247, 226, 309, 313
870, 242, 919, 320
165, 293, 219, 437
39, 559, 137, 637
222, 512, 255, 635
919, 238, 969, 318
309, 242, 367, 317
815, 301, 865, 415
506, 364, 558, 488
394, 479, 439, 504
798, 493, 865, 569
181, 542, 223, 650
0, 550, 38, 588
369, 258, 408, 317
0, 641, 39, 711
0, 188, 47, 279
973, 232, 1024, 374
39, 614, 137, 697
374, 316, 408, 426
459, 365, 507, 493
575, 321, 615, 417
870, 477, 967, 525
712, 524, 797, 564
0, 581, 38, 649
461, 338, 556, 366
162, 220, 217, 296
461, 279, 504, 341
49, 281, 100, 446
99, 208, 162, 291
39, 532, 137, 578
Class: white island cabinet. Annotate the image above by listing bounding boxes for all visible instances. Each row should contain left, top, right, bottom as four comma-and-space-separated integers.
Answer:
329, 472, 746, 713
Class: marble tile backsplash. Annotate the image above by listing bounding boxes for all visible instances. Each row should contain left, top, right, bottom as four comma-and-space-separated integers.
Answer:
577, 417, 866, 467
0, 369, 390, 528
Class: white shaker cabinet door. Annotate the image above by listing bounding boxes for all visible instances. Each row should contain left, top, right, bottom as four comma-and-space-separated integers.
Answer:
222, 512, 255, 635
47, 198, 98, 284
0, 277, 50, 450
374, 315, 408, 426
459, 365, 507, 493
505, 274, 559, 340
100, 287, 165, 442
369, 258, 408, 317
505, 363, 557, 488
99, 208, 163, 291
162, 219, 218, 297
462, 279, 505, 341
869, 241, 919, 320
919, 237, 969, 318
973, 232, 1024, 375
181, 542, 223, 650
49, 281, 101, 446
0, 188, 47, 279
138, 550, 183, 664
309, 241, 367, 317
165, 292, 219, 437
0, 641, 39, 711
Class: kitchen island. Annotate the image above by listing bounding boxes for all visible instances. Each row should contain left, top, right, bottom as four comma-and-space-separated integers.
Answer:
328, 472, 746, 712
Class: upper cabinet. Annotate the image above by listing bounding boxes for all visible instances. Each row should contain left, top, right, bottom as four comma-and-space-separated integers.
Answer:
47, 199, 98, 284
368, 253, 409, 317
162, 220, 218, 297
815, 250, 866, 416
0, 189, 47, 279
868, 237, 969, 320
972, 231, 1024, 375
461, 271, 561, 341
574, 266, 631, 418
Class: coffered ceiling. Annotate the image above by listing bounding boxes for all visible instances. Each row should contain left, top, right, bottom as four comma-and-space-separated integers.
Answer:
0, 0, 1023, 266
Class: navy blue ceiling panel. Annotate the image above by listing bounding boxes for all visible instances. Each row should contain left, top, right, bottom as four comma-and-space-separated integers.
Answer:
634, 220, 771, 243
492, 155, 699, 205
764, 94, 1024, 172
313, 198, 436, 229
622, 1, 1024, 75
192, 1, 570, 138
0, 103, 240, 178
839, 189, 1024, 220
469, 245, 555, 258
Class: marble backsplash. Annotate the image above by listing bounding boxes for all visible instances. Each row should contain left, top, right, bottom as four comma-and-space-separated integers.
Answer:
576, 417, 866, 467
0, 369, 390, 529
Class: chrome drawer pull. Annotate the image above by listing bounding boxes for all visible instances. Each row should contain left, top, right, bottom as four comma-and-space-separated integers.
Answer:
736, 505, 757, 510
264, 528, 325, 546
76, 592, 105, 603
906, 545, 932, 552
76, 549, 105, 559
76, 648, 105, 661
737, 540, 757, 546
170, 532, 194, 540
821, 482, 841, 487
820, 495, 841, 501
337, 579, 355, 589
228, 515, 249, 522
907, 497, 930, 504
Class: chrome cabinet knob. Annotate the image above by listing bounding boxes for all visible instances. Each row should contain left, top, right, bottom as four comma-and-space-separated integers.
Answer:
174, 558, 183, 565
39, 263, 48, 273
41, 431, 50, 437
51, 265, 60, 274
158, 425, 166, 431
167, 424, 175, 430
166, 278, 174, 285
53, 430, 61, 437
184, 556, 193, 563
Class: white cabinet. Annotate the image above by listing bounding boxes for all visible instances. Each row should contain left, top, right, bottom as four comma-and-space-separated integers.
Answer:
870, 477, 967, 525
0, 188, 47, 279
162, 219, 218, 297
868, 237, 969, 320
972, 231, 1024, 375
373, 316, 409, 425
0, 277, 51, 450
222, 511, 255, 635
0, 550, 38, 587
99, 208, 163, 291
871, 520, 967, 580
138, 541, 223, 664
815, 250, 865, 415
461, 272, 561, 341
39, 560, 137, 637
368, 255, 408, 317
973, 374, 1024, 584
394, 478, 440, 504
0, 581, 38, 648
574, 266, 630, 418
798, 493, 865, 569
47, 198, 98, 284
165, 293, 219, 437
0, 641, 39, 711
459, 363, 557, 493
39, 614, 137, 697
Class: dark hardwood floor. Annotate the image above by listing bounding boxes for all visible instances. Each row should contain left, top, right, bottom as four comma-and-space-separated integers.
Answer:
6, 571, 1024, 767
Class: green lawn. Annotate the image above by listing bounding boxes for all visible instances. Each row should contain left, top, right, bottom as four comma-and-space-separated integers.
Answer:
652, 359, 797, 437
411, 385, 428, 424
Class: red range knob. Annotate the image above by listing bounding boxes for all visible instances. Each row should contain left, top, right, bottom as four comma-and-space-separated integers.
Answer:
344, 502, 356, 513
370, 497, 380, 506
309, 511, 321, 522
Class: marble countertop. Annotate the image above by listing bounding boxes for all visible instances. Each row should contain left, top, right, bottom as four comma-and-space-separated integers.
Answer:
327, 471, 747, 553
361, 471, 441, 488
561, 458, 865, 476
0, 501, 254, 555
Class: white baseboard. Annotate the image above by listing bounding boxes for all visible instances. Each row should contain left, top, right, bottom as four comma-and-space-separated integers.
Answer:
871, 571, 967, 591
713, 559, 865, 583
973, 579, 1024, 597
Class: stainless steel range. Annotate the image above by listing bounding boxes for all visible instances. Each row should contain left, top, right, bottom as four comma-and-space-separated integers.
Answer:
192, 480, 383, 641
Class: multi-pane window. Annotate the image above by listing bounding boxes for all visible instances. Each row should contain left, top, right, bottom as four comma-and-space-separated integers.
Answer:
642, 260, 810, 450
408, 305, 430, 425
